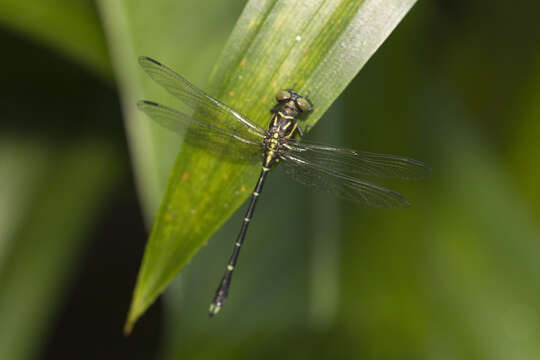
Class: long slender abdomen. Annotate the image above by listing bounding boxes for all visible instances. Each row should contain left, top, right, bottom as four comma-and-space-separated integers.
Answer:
208, 166, 270, 316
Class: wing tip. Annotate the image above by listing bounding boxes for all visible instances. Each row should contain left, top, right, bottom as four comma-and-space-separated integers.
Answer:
137, 100, 159, 109
139, 56, 162, 66
137, 99, 158, 105
388, 190, 411, 209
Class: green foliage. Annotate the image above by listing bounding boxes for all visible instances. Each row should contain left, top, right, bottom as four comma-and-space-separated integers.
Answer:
0, 141, 119, 360
0, 3, 118, 360
97, 0, 247, 221
3, 0, 540, 359
0, 0, 111, 78
124, 0, 418, 331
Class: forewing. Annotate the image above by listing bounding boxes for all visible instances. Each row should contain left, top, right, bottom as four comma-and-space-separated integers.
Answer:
139, 57, 266, 139
138, 100, 262, 163
286, 140, 430, 179
280, 152, 410, 208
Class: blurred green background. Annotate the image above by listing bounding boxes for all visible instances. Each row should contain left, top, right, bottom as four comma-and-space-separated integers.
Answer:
1, 0, 540, 359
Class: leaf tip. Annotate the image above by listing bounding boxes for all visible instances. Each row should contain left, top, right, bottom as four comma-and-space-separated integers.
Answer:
123, 302, 140, 336
123, 320, 134, 336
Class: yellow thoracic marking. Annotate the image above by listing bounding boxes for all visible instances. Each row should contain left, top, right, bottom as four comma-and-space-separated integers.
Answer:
278, 111, 294, 120
227, 265, 234, 271
285, 122, 298, 139
282, 121, 291, 130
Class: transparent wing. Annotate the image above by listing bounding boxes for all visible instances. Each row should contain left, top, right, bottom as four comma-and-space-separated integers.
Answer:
286, 140, 430, 179
279, 152, 411, 208
139, 56, 267, 139
138, 100, 262, 163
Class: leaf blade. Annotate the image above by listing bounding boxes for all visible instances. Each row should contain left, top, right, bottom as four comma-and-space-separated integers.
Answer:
126, 0, 418, 331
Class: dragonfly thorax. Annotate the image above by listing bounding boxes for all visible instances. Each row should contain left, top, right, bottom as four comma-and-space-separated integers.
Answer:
263, 127, 288, 168
263, 90, 313, 168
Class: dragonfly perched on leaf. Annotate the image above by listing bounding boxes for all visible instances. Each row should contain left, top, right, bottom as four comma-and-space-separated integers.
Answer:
137, 56, 430, 317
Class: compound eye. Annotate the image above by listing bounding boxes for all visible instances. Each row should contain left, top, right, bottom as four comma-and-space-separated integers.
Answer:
296, 97, 312, 112
276, 90, 291, 102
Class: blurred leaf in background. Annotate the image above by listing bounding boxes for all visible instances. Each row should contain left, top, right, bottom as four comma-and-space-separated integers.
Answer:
0, 1, 121, 359
98, 0, 249, 221
0, 0, 111, 78
1, 0, 247, 358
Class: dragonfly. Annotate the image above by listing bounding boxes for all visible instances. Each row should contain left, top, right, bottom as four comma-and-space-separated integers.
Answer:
137, 56, 430, 317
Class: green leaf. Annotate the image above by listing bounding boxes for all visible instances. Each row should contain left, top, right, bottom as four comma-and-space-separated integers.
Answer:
125, 0, 417, 331
0, 140, 119, 360
0, 0, 111, 79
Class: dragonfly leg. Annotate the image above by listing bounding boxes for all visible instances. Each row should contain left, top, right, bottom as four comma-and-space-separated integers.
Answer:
297, 124, 305, 137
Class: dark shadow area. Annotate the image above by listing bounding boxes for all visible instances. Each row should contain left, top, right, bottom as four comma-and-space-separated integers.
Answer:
0, 28, 162, 360
41, 188, 162, 360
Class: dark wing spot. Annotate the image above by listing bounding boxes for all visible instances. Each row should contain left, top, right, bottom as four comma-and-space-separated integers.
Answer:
139, 56, 162, 66
138, 100, 159, 106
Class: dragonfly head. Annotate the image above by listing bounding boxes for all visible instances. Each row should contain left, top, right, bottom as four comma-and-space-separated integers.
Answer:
275, 89, 313, 114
